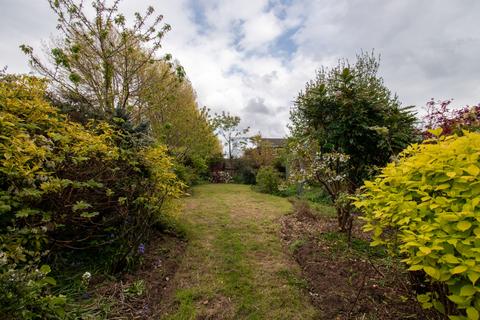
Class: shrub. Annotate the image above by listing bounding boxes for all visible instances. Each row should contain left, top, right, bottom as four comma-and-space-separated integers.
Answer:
0, 75, 183, 316
354, 131, 480, 318
290, 52, 418, 188
255, 166, 281, 194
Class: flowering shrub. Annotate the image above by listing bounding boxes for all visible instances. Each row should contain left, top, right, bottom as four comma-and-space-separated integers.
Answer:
423, 99, 480, 138
354, 132, 480, 318
210, 171, 233, 183
288, 136, 355, 232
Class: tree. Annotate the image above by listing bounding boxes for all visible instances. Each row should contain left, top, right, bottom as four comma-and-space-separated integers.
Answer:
211, 111, 250, 159
290, 52, 418, 189
140, 60, 222, 182
289, 52, 418, 232
20, 0, 171, 120
243, 135, 276, 168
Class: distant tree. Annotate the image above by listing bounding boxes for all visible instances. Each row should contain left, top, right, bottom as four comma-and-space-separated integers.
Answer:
20, 0, 171, 120
243, 135, 276, 168
211, 111, 250, 159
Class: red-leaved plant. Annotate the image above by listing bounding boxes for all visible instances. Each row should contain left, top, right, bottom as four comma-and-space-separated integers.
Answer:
423, 98, 480, 138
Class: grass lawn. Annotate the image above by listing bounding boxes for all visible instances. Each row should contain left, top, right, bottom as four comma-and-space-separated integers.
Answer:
159, 184, 318, 319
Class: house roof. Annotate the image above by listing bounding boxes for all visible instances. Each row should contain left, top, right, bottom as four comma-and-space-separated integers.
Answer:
261, 138, 286, 148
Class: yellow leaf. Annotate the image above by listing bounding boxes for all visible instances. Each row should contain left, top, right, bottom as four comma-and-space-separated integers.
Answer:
419, 247, 432, 255
451, 265, 468, 275
468, 271, 480, 285
460, 285, 476, 296
465, 165, 480, 177
447, 171, 457, 178
467, 307, 480, 320
428, 128, 443, 137
424, 266, 441, 280
457, 220, 472, 232
443, 254, 460, 264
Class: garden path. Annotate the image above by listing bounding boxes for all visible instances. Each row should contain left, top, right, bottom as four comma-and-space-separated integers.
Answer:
159, 184, 318, 319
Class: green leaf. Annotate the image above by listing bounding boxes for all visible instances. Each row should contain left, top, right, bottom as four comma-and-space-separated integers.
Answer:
417, 294, 431, 303
15, 208, 39, 218
42, 276, 57, 286
448, 294, 467, 305
72, 200, 92, 212
460, 285, 477, 296
467, 307, 480, 320
40, 264, 51, 274
80, 211, 99, 218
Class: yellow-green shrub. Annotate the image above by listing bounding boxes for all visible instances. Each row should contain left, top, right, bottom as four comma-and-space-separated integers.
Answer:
354, 132, 480, 319
0, 75, 183, 317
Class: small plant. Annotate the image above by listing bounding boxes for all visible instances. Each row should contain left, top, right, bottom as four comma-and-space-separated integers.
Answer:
291, 199, 316, 220
0, 264, 67, 319
124, 280, 146, 297
255, 166, 281, 194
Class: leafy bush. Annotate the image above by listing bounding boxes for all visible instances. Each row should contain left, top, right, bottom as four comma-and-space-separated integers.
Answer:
255, 166, 281, 194
354, 131, 480, 318
290, 52, 418, 188
0, 75, 183, 316
232, 159, 256, 185
0, 263, 67, 319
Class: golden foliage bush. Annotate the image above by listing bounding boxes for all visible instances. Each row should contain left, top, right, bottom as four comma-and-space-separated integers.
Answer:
0, 75, 183, 318
354, 132, 480, 319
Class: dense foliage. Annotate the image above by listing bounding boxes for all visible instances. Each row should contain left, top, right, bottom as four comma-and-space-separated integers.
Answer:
290, 52, 418, 188
255, 166, 281, 195
21, 0, 220, 185
0, 75, 183, 318
289, 52, 418, 232
354, 132, 480, 319
141, 61, 222, 184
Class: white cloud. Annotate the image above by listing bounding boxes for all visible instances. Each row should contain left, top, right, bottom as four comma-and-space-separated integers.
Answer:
2, 0, 480, 137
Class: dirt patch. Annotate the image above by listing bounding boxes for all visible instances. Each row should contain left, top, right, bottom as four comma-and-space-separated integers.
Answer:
92, 231, 187, 319
196, 295, 235, 320
280, 212, 441, 319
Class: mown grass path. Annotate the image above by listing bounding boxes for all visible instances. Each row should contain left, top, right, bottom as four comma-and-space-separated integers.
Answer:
160, 184, 318, 320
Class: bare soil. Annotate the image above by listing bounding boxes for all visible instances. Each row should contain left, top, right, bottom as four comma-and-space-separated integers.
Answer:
280, 210, 441, 319
92, 231, 187, 319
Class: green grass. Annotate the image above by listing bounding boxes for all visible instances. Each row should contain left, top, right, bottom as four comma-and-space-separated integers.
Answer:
162, 184, 318, 320
319, 231, 387, 259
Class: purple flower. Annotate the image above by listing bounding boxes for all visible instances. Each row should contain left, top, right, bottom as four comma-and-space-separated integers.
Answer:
138, 243, 145, 254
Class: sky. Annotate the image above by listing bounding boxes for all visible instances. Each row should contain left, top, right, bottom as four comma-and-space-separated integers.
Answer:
1, 0, 480, 138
